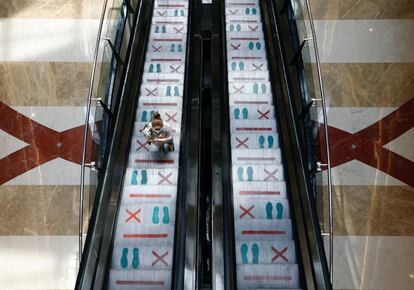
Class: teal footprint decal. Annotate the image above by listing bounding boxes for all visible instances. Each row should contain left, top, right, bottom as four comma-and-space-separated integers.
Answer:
174, 86, 179, 96
149, 64, 154, 73
234, 108, 240, 119
230, 24, 234, 31
141, 170, 147, 185
156, 63, 161, 73
276, 202, 283, 219
242, 108, 248, 119
178, 44, 182, 52
163, 207, 170, 224
245, 8, 250, 15
121, 248, 128, 268
170, 43, 175, 52
241, 244, 248, 264
252, 8, 257, 15
252, 243, 259, 264
261, 83, 267, 94
256, 42, 261, 50
268, 135, 274, 148
247, 166, 253, 181
166, 86, 172, 96
153, 207, 159, 224
131, 170, 138, 185
237, 167, 244, 181
141, 111, 147, 122
249, 42, 254, 50
266, 202, 273, 219
236, 24, 241, 31
231, 62, 237, 71
132, 248, 139, 269
150, 111, 155, 121
239, 62, 244, 71
253, 83, 258, 94
259, 135, 265, 148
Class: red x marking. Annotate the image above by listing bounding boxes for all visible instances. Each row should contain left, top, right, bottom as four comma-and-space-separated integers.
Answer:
0, 102, 92, 185
145, 88, 158, 96
233, 85, 244, 94
152, 45, 162, 52
239, 205, 255, 219
126, 208, 141, 223
252, 63, 263, 71
152, 250, 169, 266
173, 27, 184, 33
264, 168, 278, 181
231, 43, 241, 51
165, 112, 178, 123
158, 172, 173, 185
271, 246, 288, 262
136, 140, 149, 151
229, 9, 239, 15
157, 11, 167, 16
236, 137, 249, 148
170, 65, 181, 73
248, 25, 259, 32
319, 97, 414, 187
258, 109, 270, 119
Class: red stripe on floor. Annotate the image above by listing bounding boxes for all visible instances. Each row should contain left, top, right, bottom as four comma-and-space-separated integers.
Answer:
235, 127, 272, 131
116, 280, 165, 285
241, 230, 286, 235
244, 275, 292, 281
129, 194, 172, 198
123, 233, 168, 238
135, 159, 175, 164
240, 191, 280, 195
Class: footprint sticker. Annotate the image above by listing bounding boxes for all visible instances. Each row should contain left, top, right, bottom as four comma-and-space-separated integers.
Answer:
239, 61, 244, 71
261, 83, 267, 94
231, 62, 237, 71
141, 170, 147, 185
131, 170, 138, 185
266, 202, 273, 219
256, 42, 261, 50
156, 63, 161, 73
247, 166, 253, 181
121, 248, 129, 268
149, 64, 154, 73
234, 108, 240, 119
242, 108, 248, 119
141, 110, 147, 122
237, 166, 244, 181
249, 42, 254, 50
132, 248, 139, 269
166, 86, 172, 96
241, 244, 248, 264
276, 202, 283, 219
153, 207, 160, 224
230, 24, 234, 31
268, 135, 274, 148
259, 135, 265, 148
163, 207, 170, 224
252, 243, 259, 264
253, 83, 258, 94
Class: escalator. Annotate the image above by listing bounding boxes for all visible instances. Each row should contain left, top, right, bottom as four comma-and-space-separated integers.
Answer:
223, 0, 299, 288
108, 0, 190, 288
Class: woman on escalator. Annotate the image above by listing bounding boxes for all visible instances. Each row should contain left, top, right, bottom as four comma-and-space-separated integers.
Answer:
141, 112, 175, 152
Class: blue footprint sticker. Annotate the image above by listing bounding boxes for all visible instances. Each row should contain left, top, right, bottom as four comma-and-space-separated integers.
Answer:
141, 111, 147, 122
156, 63, 161, 73
249, 42, 254, 50
239, 61, 244, 71
253, 83, 258, 94
276, 202, 283, 219
266, 202, 273, 219
247, 166, 253, 181
259, 135, 265, 148
241, 244, 248, 264
149, 64, 154, 72
141, 170, 147, 185
242, 108, 248, 119
132, 248, 139, 269
231, 62, 237, 71
174, 86, 180, 96
163, 207, 170, 224
131, 170, 138, 185
237, 166, 244, 181
261, 83, 267, 94
153, 207, 159, 224
166, 86, 171, 96
252, 243, 259, 264
234, 108, 240, 119
121, 248, 128, 268
268, 135, 274, 148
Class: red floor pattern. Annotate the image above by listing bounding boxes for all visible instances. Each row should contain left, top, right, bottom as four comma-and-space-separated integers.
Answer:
320, 97, 414, 187
0, 102, 92, 185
